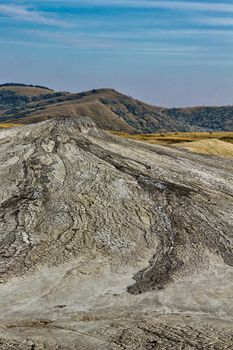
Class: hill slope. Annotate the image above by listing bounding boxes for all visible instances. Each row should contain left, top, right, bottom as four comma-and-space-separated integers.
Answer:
0, 117, 232, 348
0, 83, 54, 96
0, 84, 233, 133
0, 83, 54, 113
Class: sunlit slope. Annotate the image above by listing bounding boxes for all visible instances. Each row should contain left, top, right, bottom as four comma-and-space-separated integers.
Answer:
173, 139, 233, 157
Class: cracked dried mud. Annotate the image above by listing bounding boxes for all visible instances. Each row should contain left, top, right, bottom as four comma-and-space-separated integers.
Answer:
0, 117, 232, 349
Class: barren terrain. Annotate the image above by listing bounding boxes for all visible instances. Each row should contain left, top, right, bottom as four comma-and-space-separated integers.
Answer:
0, 117, 232, 349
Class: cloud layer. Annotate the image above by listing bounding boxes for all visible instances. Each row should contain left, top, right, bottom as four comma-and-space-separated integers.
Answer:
44, 0, 233, 12
0, 4, 68, 27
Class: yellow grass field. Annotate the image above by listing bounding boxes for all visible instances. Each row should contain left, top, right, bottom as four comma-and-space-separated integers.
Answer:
111, 130, 233, 144
112, 131, 233, 157
0, 123, 23, 129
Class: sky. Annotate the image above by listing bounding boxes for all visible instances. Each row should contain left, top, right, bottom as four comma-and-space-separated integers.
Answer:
0, 0, 233, 107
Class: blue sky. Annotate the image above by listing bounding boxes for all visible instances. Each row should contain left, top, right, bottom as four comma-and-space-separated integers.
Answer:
0, 0, 232, 106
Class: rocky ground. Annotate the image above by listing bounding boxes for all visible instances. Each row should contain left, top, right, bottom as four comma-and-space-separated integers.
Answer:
0, 117, 232, 349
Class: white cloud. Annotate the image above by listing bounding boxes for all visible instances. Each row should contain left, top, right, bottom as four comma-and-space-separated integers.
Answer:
196, 17, 233, 26
0, 4, 69, 27
65, 0, 233, 12
25, 27, 233, 52
17, 0, 233, 12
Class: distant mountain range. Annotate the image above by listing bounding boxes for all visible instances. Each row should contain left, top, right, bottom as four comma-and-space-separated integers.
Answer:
0, 83, 232, 133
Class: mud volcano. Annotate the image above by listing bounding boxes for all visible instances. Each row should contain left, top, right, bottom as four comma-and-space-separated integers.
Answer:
0, 117, 232, 349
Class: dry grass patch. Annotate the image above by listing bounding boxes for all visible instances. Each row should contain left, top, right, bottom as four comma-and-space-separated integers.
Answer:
0, 123, 23, 129
111, 131, 233, 144
173, 139, 233, 158
111, 131, 233, 157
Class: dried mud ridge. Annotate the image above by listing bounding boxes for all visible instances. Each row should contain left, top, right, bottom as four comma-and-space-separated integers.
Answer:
1, 318, 233, 350
0, 116, 233, 349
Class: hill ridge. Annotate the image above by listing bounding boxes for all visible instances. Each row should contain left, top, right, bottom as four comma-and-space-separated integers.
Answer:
0, 82, 54, 90
0, 84, 233, 133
